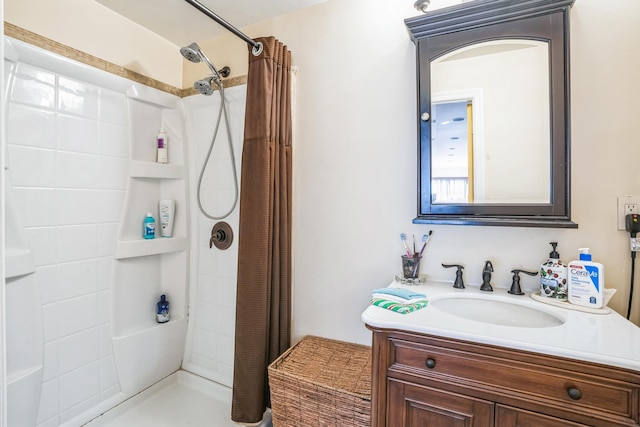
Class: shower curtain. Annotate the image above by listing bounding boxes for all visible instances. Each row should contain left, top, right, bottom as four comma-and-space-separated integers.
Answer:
232, 36, 292, 424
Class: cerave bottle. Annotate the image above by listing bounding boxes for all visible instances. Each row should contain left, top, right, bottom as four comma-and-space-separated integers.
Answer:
568, 248, 604, 308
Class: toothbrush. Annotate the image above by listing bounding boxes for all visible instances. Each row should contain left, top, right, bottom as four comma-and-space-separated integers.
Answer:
418, 230, 433, 257
400, 233, 413, 257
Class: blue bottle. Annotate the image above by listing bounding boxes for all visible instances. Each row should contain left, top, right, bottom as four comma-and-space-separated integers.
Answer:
143, 213, 155, 239
156, 294, 170, 323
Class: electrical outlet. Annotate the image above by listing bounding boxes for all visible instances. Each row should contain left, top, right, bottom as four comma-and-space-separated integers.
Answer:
625, 204, 638, 215
618, 196, 640, 230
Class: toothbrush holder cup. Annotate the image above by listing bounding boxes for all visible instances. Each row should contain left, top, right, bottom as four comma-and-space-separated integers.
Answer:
401, 255, 422, 279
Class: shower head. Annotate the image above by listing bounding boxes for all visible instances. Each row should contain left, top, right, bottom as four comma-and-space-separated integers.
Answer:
194, 76, 219, 96
192, 67, 231, 96
180, 42, 231, 83
180, 42, 203, 63
414, 0, 430, 12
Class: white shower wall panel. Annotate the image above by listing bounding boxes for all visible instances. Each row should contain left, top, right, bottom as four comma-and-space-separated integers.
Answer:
4, 37, 247, 426
4, 39, 137, 426
182, 86, 246, 387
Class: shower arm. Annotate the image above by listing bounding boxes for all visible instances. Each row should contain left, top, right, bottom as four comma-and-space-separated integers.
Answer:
184, 0, 264, 56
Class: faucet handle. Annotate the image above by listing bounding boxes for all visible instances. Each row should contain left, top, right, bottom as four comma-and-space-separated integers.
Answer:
508, 269, 539, 295
480, 260, 494, 291
442, 263, 465, 289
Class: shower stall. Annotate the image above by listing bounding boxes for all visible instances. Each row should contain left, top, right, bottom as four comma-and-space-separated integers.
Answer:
3, 34, 263, 426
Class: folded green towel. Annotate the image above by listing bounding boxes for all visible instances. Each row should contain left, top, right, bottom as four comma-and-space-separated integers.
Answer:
370, 298, 428, 314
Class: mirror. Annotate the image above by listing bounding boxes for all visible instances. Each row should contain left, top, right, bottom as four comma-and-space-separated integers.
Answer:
431, 40, 550, 204
406, 0, 577, 227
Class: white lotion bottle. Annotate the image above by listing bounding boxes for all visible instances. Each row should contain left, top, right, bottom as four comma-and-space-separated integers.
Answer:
156, 128, 168, 163
568, 248, 604, 308
159, 200, 175, 237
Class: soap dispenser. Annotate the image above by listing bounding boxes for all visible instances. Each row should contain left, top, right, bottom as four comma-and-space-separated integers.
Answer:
540, 242, 568, 300
156, 294, 170, 323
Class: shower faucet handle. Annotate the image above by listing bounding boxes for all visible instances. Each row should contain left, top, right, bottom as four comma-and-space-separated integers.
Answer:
209, 222, 233, 250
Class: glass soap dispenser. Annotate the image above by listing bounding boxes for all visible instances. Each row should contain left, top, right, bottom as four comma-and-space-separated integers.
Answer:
540, 242, 568, 300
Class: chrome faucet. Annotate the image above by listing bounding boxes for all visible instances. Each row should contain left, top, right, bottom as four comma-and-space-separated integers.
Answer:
480, 261, 494, 291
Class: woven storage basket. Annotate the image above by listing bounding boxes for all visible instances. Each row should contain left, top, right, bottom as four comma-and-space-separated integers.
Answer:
268, 335, 372, 427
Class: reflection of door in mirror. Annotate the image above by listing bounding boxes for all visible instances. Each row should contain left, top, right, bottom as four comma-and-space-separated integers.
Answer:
431, 100, 474, 203
431, 40, 550, 204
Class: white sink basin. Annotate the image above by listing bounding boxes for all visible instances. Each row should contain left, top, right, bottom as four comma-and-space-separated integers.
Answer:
430, 294, 565, 328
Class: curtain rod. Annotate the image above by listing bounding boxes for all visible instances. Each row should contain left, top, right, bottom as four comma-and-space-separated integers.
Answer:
184, 0, 263, 56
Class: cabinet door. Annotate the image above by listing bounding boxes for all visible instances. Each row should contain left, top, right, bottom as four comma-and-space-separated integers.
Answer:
388, 379, 493, 427
496, 405, 589, 427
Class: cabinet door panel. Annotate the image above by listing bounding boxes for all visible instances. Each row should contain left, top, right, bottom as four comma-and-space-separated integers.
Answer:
496, 405, 589, 427
388, 379, 493, 427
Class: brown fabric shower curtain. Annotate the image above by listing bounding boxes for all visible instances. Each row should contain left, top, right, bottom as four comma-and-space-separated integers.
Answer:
231, 37, 292, 424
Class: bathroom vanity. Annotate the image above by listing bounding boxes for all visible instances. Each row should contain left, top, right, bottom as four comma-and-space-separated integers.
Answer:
362, 282, 640, 426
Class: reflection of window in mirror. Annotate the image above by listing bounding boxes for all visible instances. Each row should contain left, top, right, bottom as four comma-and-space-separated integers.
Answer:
430, 40, 550, 204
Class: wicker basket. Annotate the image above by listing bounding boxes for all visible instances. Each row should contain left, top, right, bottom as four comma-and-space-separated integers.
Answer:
268, 335, 372, 427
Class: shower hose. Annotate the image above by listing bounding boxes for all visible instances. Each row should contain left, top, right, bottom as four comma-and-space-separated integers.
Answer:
196, 82, 239, 220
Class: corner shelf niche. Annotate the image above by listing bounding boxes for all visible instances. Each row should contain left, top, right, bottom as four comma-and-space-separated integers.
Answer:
111, 84, 190, 397
114, 159, 187, 260
129, 160, 184, 180
114, 237, 187, 260
115, 87, 188, 260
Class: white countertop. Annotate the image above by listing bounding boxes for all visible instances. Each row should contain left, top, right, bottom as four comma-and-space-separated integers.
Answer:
362, 281, 640, 372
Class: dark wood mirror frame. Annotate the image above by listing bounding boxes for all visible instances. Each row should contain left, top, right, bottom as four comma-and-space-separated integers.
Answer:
406, 0, 577, 228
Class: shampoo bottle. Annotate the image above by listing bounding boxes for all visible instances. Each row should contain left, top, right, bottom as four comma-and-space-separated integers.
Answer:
568, 248, 604, 308
156, 128, 168, 163
158, 199, 175, 238
156, 294, 170, 323
539, 242, 568, 300
143, 213, 156, 239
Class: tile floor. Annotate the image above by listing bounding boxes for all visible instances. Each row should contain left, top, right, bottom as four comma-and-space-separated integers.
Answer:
84, 371, 272, 427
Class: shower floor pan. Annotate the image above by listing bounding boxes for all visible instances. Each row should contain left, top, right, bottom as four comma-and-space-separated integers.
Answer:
85, 370, 272, 427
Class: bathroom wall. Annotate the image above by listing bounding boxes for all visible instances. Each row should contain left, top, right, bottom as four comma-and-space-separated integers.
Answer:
0, 10, 6, 427
5, 0, 640, 347
192, 0, 640, 343
181, 85, 247, 388
4, 52, 128, 426
3, 0, 182, 87
4, 37, 196, 426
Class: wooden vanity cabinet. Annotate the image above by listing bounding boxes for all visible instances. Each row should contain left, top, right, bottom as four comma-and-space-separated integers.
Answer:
495, 405, 589, 426
388, 379, 495, 426
368, 328, 640, 427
